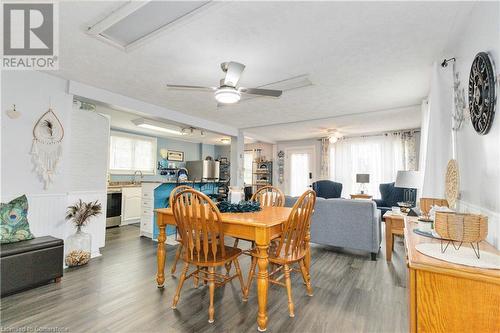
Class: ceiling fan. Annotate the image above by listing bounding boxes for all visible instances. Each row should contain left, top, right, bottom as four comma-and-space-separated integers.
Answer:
166, 62, 283, 104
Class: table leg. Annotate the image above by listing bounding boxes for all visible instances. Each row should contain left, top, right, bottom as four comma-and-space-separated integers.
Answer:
156, 223, 167, 287
385, 219, 393, 262
256, 237, 269, 332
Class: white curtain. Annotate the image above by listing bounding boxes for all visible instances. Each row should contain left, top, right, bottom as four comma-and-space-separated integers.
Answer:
330, 135, 404, 198
319, 137, 330, 179
420, 62, 453, 197
394, 130, 419, 171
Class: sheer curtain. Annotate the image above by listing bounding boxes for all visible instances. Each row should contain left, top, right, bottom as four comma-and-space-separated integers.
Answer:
330, 135, 404, 198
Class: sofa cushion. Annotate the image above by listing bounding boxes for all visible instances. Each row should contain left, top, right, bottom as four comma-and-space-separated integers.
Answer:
378, 182, 405, 208
0, 236, 63, 258
312, 180, 343, 199
0, 195, 34, 244
286, 196, 381, 254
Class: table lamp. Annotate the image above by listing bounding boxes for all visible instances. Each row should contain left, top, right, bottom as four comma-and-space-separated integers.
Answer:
356, 173, 370, 194
395, 170, 420, 207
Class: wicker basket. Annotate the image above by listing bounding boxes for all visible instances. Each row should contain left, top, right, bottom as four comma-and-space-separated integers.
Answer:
434, 212, 488, 243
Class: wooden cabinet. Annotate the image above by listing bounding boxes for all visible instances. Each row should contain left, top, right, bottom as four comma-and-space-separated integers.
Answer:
404, 218, 500, 332
121, 186, 141, 224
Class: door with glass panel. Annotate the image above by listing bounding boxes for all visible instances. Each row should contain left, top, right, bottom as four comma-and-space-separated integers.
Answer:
285, 147, 315, 196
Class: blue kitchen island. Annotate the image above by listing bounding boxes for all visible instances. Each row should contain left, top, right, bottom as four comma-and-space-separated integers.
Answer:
140, 181, 223, 241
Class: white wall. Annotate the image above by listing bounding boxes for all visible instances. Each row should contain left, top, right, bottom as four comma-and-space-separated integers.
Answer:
1, 71, 108, 257
244, 142, 274, 161
425, 2, 500, 248
214, 144, 231, 161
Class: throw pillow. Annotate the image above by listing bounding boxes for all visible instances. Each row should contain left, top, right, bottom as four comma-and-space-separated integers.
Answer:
0, 195, 34, 243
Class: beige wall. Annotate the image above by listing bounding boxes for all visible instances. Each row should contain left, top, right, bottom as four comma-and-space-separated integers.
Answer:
244, 142, 274, 161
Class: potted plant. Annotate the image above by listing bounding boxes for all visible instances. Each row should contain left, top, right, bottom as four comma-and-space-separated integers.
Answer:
65, 200, 101, 267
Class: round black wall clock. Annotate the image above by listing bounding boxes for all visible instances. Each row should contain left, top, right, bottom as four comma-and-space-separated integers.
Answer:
468, 52, 496, 135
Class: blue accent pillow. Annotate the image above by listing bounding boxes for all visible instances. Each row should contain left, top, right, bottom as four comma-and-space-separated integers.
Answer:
1, 195, 34, 244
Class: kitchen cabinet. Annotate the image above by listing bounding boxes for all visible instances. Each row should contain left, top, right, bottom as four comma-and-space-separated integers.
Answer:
140, 183, 157, 238
405, 218, 500, 332
121, 186, 141, 224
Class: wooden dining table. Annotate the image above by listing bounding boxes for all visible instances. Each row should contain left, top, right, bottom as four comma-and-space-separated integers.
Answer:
155, 206, 307, 332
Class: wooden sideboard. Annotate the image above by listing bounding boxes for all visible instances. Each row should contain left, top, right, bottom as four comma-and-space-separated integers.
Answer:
404, 218, 500, 332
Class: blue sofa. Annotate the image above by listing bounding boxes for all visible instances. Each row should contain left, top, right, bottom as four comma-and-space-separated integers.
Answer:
374, 182, 405, 216
312, 180, 342, 199
286, 196, 381, 260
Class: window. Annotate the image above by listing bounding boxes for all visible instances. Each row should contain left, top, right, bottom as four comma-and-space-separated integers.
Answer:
109, 131, 157, 174
330, 135, 403, 198
243, 151, 253, 186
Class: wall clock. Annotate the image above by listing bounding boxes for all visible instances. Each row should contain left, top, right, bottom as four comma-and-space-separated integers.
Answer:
468, 52, 496, 135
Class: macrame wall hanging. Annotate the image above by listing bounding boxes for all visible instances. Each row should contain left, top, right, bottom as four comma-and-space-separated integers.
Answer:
31, 108, 64, 189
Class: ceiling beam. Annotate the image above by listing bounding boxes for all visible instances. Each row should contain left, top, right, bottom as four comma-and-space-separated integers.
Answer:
241, 131, 277, 144
68, 80, 238, 137
240, 104, 422, 130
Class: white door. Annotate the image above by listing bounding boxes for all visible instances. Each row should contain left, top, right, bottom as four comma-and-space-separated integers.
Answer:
285, 147, 316, 196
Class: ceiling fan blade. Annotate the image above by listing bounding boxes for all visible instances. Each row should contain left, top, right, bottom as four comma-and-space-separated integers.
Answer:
239, 87, 282, 97
223, 62, 245, 87
166, 84, 216, 92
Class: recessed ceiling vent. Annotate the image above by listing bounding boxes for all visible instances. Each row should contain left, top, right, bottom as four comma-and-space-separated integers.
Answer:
87, 1, 211, 51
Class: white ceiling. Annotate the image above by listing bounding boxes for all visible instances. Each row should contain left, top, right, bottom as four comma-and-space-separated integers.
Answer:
55, 1, 474, 141
244, 105, 422, 142
96, 104, 231, 145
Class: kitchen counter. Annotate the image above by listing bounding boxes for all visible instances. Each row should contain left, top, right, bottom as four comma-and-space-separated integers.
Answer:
141, 179, 226, 184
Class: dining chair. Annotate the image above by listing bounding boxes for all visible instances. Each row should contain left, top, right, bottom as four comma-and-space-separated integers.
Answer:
420, 197, 448, 216
232, 186, 285, 250
171, 188, 245, 323
244, 189, 316, 318
169, 185, 193, 275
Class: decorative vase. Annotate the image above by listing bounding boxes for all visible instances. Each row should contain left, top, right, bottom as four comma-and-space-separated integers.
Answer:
65, 227, 91, 267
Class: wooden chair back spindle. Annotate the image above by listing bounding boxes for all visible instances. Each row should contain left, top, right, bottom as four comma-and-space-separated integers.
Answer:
169, 185, 193, 208
172, 189, 225, 262
275, 190, 316, 259
251, 186, 285, 208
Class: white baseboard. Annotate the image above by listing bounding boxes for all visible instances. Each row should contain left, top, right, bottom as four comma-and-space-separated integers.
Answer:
457, 200, 499, 250
121, 218, 140, 225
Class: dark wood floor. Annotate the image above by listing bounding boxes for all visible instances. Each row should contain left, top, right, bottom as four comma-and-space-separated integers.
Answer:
1, 225, 408, 332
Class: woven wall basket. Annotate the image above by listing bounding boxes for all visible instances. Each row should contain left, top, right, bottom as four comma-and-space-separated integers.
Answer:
435, 211, 488, 243
445, 159, 460, 208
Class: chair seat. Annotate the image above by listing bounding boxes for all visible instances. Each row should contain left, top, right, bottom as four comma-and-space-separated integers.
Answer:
184, 245, 242, 266
249, 244, 307, 264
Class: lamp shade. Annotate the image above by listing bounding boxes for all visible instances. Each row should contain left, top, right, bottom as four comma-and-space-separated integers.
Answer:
395, 170, 420, 189
356, 173, 370, 183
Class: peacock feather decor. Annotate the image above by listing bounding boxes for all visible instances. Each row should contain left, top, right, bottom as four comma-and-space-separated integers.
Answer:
64, 199, 102, 267
65, 200, 102, 228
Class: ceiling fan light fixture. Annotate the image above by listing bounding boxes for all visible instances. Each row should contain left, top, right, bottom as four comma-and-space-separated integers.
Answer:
329, 136, 338, 144
214, 87, 241, 104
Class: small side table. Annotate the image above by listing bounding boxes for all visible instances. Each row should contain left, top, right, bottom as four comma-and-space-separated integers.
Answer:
350, 193, 373, 200
383, 211, 406, 261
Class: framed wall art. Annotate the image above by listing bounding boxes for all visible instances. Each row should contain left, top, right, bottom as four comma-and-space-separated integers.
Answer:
167, 150, 184, 162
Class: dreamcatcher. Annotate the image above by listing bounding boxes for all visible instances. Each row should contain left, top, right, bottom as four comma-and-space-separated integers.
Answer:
31, 108, 64, 189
